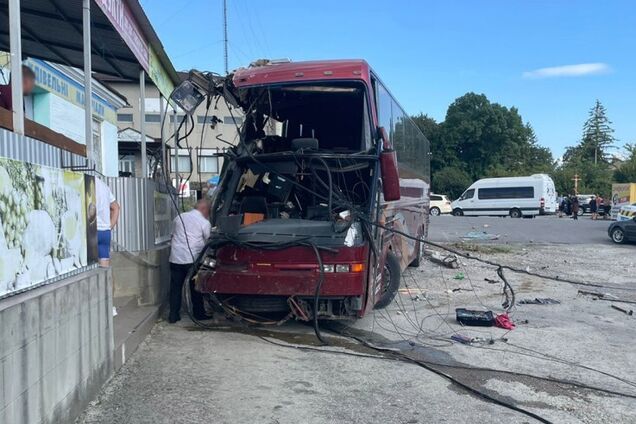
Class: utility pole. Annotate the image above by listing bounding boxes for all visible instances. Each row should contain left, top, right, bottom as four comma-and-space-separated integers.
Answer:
572, 174, 581, 195
223, 0, 229, 75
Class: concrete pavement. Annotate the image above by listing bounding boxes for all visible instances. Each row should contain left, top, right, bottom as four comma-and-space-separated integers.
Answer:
428, 214, 616, 245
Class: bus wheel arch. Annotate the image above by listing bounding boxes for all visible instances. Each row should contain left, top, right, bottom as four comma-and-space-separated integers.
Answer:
509, 208, 522, 218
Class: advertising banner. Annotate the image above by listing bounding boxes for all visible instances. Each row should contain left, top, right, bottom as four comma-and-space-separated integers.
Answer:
94, 0, 150, 72
0, 157, 97, 298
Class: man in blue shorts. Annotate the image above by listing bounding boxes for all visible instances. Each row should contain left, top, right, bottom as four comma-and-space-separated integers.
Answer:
96, 178, 120, 268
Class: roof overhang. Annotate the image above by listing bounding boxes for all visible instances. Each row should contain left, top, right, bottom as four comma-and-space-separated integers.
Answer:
0, 0, 179, 99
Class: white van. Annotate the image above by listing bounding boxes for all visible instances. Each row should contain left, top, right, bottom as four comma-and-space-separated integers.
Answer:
451, 174, 557, 218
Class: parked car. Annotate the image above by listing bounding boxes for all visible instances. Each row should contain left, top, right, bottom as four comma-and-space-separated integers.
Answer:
429, 193, 452, 216
576, 194, 595, 215
608, 217, 636, 244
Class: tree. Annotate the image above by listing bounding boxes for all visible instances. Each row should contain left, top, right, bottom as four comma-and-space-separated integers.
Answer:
557, 100, 617, 196
614, 143, 636, 183
432, 167, 472, 199
581, 100, 616, 165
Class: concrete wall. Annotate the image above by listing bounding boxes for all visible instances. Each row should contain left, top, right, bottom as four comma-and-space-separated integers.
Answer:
0, 268, 113, 424
111, 245, 170, 306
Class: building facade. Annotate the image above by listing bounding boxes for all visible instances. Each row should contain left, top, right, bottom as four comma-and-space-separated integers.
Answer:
110, 81, 241, 196
20, 57, 126, 176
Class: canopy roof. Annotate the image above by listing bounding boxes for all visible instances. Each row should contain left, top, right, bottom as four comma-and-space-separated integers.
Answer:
0, 0, 179, 96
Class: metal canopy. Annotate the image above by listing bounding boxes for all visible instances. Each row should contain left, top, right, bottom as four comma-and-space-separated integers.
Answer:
0, 0, 178, 83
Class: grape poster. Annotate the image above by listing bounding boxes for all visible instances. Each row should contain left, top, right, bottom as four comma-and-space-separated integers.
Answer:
0, 157, 97, 298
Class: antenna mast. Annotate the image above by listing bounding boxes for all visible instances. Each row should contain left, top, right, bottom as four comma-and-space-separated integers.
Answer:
223, 0, 228, 74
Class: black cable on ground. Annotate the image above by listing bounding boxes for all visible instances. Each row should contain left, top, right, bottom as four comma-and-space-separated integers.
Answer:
255, 335, 636, 400
327, 330, 553, 424
309, 242, 328, 345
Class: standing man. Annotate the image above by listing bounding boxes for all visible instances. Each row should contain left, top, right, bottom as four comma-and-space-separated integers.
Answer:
0, 65, 36, 111
590, 195, 598, 220
169, 199, 211, 323
571, 195, 579, 220
96, 177, 120, 267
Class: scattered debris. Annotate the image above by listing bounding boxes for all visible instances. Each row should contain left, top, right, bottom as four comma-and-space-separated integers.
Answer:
494, 313, 515, 330
462, 230, 500, 240
453, 272, 465, 280
456, 308, 494, 326
423, 248, 459, 268
518, 298, 561, 305
447, 287, 474, 294
450, 334, 474, 345
611, 305, 634, 316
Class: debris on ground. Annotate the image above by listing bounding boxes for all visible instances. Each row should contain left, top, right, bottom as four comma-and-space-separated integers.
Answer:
462, 230, 500, 240
453, 272, 465, 280
456, 308, 494, 326
611, 305, 634, 316
423, 248, 459, 268
518, 298, 561, 305
494, 313, 515, 330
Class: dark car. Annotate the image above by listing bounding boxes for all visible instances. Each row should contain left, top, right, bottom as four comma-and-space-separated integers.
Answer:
608, 218, 636, 244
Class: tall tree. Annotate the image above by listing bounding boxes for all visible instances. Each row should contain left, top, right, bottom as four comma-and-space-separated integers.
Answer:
581, 100, 616, 165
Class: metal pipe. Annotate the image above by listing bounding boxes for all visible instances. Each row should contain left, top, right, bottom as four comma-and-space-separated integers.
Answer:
173, 109, 179, 208
8, 0, 24, 135
159, 94, 166, 179
139, 69, 146, 177
82, 0, 93, 165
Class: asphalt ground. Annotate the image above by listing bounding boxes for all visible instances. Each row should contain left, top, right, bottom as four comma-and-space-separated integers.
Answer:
428, 214, 616, 245
78, 218, 636, 424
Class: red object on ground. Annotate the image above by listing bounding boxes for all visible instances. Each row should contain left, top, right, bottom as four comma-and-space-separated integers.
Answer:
495, 313, 515, 330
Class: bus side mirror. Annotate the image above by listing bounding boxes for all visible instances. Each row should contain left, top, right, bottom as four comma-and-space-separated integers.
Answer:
378, 127, 401, 201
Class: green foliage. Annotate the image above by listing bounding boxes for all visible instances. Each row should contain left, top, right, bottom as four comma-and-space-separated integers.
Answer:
411, 93, 555, 197
556, 100, 617, 197
614, 143, 636, 183
432, 167, 472, 199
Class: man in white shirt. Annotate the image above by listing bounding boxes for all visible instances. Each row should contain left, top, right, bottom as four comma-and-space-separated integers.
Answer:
169, 199, 212, 323
96, 178, 120, 268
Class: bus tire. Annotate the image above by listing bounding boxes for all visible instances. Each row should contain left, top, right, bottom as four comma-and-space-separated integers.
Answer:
452, 208, 464, 217
375, 253, 401, 309
509, 208, 522, 218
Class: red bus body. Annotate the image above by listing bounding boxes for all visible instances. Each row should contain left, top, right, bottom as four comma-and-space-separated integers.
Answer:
196, 59, 430, 319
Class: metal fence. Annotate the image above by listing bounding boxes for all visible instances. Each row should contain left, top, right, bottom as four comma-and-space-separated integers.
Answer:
105, 177, 174, 252
0, 127, 87, 169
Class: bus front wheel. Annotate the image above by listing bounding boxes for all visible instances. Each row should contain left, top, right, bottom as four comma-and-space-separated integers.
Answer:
452, 208, 464, 217
375, 253, 401, 309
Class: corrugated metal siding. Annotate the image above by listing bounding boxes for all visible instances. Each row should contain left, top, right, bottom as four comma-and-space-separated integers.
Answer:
106, 177, 158, 252
0, 127, 86, 168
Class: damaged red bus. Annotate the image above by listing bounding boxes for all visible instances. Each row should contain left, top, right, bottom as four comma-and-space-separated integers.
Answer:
193, 59, 430, 322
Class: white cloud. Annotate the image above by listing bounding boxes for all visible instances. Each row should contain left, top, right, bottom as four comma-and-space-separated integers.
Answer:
522, 63, 611, 79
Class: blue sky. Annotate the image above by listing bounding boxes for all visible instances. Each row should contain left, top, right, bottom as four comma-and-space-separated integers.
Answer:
140, 0, 636, 158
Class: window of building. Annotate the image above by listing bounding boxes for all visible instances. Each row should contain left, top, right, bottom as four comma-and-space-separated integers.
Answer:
477, 187, 534, 200
199, 155, 219, 173
92, 118, 102, 172
119, 155, 136, 176
145, 113, 161, 123
117, 113, 133, 123
170, 114, 186, 123
170, 152, 192, 173
223, 116, 243, 125
197, 115, 218, 124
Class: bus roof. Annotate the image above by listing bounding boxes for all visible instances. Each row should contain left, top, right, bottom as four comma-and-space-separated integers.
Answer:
232, 59, 372, 88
